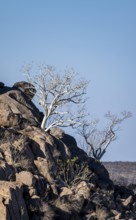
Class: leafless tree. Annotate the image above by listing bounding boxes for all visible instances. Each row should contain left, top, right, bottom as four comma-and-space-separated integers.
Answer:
23, 64, 89, 132
79, 111, 132, 160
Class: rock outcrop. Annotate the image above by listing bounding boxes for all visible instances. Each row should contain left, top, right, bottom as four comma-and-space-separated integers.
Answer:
0, 82, 136, 220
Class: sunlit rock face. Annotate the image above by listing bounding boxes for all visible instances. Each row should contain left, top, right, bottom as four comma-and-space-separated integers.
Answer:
0, 82, 43, 129
0, 82, 135, 220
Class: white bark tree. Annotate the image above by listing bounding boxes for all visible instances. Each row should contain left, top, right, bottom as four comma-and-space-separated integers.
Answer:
79, 111, 132, 160
24, 65, 89, 132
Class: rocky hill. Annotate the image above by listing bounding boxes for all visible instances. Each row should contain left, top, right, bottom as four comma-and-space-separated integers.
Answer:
103, 162, 136, 187
0, 81, 136, 220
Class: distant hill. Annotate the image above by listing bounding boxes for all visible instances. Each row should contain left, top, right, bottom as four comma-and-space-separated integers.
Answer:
103, 161, 136, 186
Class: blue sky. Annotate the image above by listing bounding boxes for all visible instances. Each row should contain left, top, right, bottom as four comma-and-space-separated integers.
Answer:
0, 0, 136, 161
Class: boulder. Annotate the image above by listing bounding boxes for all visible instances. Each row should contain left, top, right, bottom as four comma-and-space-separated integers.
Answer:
16, 171, 36, 187
13, 81, 36, 100
50, 127, 65, 139
73, 181, 91, 200
0, 82, 4, 88
0, 181, 29, 220
0, 87, 42, 128
122, 195, 133, 208
54, 194, 84, 216
60, 187, 73, 197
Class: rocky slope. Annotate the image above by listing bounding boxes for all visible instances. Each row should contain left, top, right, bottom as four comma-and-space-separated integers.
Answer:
103, 162, 136, 186
0, 81, 136, 220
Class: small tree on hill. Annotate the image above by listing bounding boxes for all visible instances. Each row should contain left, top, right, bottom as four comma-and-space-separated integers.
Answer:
24, 64, 89, 132
79, 111, 132, 160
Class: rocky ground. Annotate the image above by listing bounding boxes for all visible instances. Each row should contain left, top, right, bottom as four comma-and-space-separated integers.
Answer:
103, 162, 136, 186
0, 81, 136, 220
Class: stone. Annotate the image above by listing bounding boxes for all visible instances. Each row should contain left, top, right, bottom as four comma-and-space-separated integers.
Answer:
122, 195, 133, 208
54, 194, 84, 215
13, 81, 36, 100
60, 187, 73, 197
40, 203, 55, 220
0, 82, 4, 88
0, 88, 42, 128
16, 171, 36, 187
96, 206, 112, 220
115, 213, 122, 219
50, 127, 65, 139
73, 181, 91, 200
0, 197, 8, 219
28, 187, 37, 197
0, 181, 29, 220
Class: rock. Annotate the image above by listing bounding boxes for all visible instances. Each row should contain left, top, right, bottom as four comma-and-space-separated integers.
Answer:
122, 195, 133, 208
62, 133, 111, 183
50, 134, 71, 160
34, 175, 47, 196
60, 187, 73, 197
85, 212, 97, 220
50, 127, 65, 139
26, 195, 41, 218
0, 197, 9, 219
16, 171, 36, 187
28, 187, 37, 197
54, 194, 84, 216
96, 206, 112, 220
0, 181, 29, 220
40, 203, 55, 220
0, 128, 35, 172
0, 160, 14, 181
115, 213, 122, 219
0, 82, 4, 88
73, 181, 91, 200
34, 157, 58, 195
0, 81, 136, 219
0, 88, 42, 128
13, 81, 36, 100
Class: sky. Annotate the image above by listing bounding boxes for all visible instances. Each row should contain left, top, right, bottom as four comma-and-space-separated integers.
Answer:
0, 0, 136, 161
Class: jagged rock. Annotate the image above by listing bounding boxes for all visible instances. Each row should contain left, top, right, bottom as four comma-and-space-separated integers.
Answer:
0, 82, 136, 219
0, 197, 9, 219
0, 82, 4, 88
54, 194, 84, 216
62, 133, 110, 182
40, 203, 55, 220
60, 187, 73, 197
34, 157, 58, 195
122, 195, 133, 208
0, 181, 29, 220
96, 206, 112, 220
115, 213, 122, 219
13, 81, 36, 100
73, 181, 91, 200
0, 128, 35, 172
0, 86, 42, 128
16, 171, 36, 187
0, 160, 14, 181
34, 175, 47, 196
28, 187, 37, 197
50, 127, 65, 139
85, 212, 97, 220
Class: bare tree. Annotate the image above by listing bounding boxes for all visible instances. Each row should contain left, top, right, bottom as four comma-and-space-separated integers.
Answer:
79, 111, 132, 160
23, 65, 89, 132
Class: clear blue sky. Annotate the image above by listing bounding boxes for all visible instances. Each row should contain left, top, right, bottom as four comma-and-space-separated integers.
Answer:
0, 0, 136, 161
